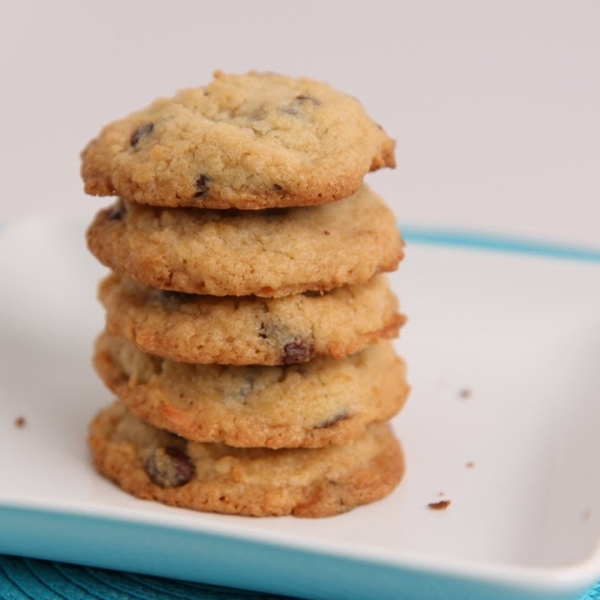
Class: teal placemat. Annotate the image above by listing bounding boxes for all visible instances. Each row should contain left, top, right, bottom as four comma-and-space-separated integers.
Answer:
587, 585, 600, 600
0, 555, 295, 600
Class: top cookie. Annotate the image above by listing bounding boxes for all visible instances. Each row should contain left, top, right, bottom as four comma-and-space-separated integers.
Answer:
81, 70, 396, 209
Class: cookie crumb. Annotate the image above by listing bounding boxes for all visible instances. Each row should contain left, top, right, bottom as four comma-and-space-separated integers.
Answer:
14, 416, 26, 428
465, 461, 476, 469
582, 508, 593, 522
428, 499, 451, 511
459, 388, 472, 399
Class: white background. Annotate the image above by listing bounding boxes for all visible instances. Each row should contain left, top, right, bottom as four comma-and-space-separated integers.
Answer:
0, 0, 598, 246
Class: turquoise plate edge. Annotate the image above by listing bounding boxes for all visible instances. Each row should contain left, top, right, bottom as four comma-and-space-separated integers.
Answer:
400, 225, 600, 264
0, 504, 593, 600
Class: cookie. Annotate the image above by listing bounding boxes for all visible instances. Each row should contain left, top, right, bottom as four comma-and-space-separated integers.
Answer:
93, 333, 410, 449
86, 184, 403, 297
81, 70, 396, 209
88, 399, 405, 517
99, 272, 405, 365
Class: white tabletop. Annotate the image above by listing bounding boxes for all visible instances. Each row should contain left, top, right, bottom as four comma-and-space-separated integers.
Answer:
1, 0, 598, 247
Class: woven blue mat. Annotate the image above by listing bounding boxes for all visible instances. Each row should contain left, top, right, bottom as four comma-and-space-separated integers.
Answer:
0, 555, 295, 599
587, 585, 600, 600
0, 555, 597, 600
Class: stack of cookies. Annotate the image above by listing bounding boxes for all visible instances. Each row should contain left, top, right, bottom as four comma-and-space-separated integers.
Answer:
81, 71, 409, 517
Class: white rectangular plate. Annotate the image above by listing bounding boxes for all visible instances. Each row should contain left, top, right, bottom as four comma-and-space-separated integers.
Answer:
1, 214, 600, 600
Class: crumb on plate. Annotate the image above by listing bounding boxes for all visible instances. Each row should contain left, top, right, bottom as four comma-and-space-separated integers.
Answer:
428, 499, 451, 511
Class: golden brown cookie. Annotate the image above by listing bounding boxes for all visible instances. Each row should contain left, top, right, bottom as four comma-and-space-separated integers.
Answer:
86, 184, 403, 297
88, 399, 405, 517
93, 333, 409, 449
99, 272, 405, 365
81, 70, 395, 209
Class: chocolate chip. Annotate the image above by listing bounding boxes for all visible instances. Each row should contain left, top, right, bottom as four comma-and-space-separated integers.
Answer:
130, 122, 154, 147
106, 202, 126, 221
282, 94, 322, 117
283, 340, 314, 364
144, 447, 195, 488
315, 412, 350, 429
194, 175, 210, 197
295, 94, 322, 105
258, 323, 268, 339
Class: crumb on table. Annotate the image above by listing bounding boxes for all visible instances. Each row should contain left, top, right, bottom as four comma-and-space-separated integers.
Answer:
459, 388, 472, 399
14, 416, 26, 428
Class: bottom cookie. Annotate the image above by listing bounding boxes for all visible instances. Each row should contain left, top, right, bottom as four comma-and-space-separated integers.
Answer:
89, 399, 405, 518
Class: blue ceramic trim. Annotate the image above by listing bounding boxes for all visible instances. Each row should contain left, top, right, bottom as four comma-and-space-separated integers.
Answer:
0, 505, 593, 600
401, 226, 600, 264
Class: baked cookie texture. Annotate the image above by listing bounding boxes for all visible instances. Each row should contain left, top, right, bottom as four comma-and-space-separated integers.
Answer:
81, 70, 396, 209
82, 70, 408, 517
99, 272, 405, 365
88, 399, 405, 517
86, 184, 403, 297
93, 333, 409, 449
